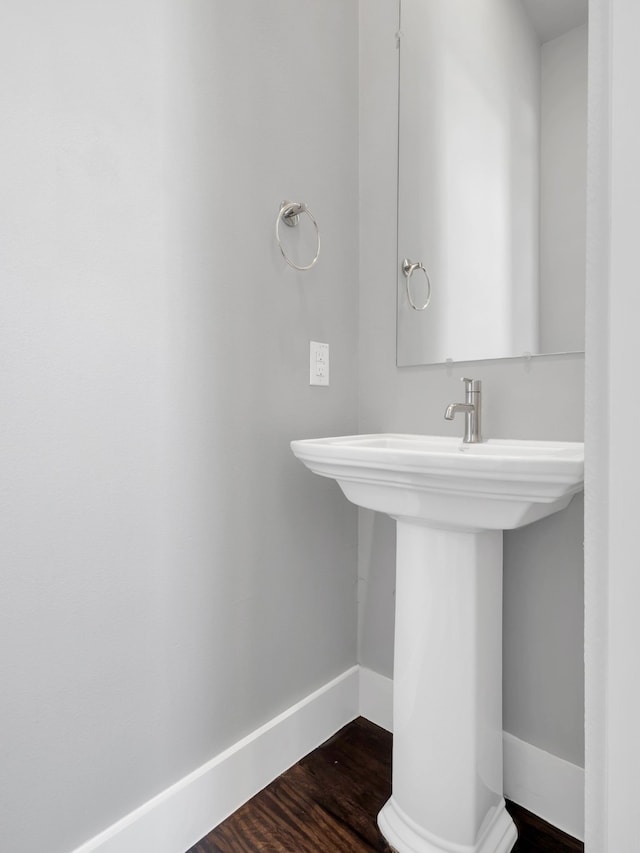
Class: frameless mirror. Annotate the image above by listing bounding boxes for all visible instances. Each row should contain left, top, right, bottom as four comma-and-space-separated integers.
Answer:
397, 0, 588, 366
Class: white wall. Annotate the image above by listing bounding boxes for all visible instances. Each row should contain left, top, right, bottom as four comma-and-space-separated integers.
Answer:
585, 0, 640, 849
359, 0, 585, 768
0, 2, 359, 852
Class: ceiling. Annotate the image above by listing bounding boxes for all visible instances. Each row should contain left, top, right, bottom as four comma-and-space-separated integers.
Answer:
520, 0, 588, 43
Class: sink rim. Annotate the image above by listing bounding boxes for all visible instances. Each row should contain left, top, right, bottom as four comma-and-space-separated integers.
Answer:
291, 433, 584, 477
290, 433, 584, 530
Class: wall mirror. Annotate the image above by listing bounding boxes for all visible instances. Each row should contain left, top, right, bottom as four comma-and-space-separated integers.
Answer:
397, 0, 588, 367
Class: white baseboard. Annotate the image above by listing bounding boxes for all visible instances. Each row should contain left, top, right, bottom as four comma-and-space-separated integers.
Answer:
68, 665, 584, 853
359, 665, 394, 732
503, 731, 585, 842
69, 666, 359, 853
358, 667, 585, 842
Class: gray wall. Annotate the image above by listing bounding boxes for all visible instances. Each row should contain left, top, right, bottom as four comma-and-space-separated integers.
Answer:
0, 4, 587, 851
0, 2, 359, 852
359, 0, 585, 768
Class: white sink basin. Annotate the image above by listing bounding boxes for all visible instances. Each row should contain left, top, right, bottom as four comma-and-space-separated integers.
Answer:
291, 432, 584, 853
291, 433, 584, 531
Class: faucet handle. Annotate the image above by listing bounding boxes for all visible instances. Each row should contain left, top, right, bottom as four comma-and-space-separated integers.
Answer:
461, 377, 481, 392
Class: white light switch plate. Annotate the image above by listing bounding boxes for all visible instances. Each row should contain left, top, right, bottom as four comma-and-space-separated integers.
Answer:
310, 341, 329, 386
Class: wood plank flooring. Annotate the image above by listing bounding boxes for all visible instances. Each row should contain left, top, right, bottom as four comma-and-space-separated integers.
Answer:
188, 717, 583, 853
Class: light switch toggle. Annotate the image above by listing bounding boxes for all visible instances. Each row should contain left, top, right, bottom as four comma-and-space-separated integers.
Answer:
310, 341, 329, 386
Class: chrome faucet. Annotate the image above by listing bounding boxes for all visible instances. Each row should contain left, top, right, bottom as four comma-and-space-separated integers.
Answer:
444, 378, 483, 443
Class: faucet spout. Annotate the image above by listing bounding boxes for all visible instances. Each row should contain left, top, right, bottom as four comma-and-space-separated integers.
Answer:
444, 402, 474, 420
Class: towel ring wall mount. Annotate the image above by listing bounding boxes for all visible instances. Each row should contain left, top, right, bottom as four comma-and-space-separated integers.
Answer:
276, 201, 321, 271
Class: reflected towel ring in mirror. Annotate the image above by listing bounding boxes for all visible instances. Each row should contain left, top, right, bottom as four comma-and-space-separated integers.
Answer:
276, 201, 321, 271
402, 258, 432, 310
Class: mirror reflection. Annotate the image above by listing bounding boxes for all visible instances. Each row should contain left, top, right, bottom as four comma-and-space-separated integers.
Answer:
397, 0, 588, 367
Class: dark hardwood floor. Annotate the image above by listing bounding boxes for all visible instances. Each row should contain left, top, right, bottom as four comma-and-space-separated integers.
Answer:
188, 717, 583, 853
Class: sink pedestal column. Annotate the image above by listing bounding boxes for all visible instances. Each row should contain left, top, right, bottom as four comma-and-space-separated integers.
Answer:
377, 521, 517, 853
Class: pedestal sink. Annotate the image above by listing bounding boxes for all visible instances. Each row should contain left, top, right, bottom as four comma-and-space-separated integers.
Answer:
290, 434, 584, 853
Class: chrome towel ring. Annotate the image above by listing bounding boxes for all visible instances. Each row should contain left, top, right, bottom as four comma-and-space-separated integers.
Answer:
402, 258, 432, 311
276, 200, 321, 271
